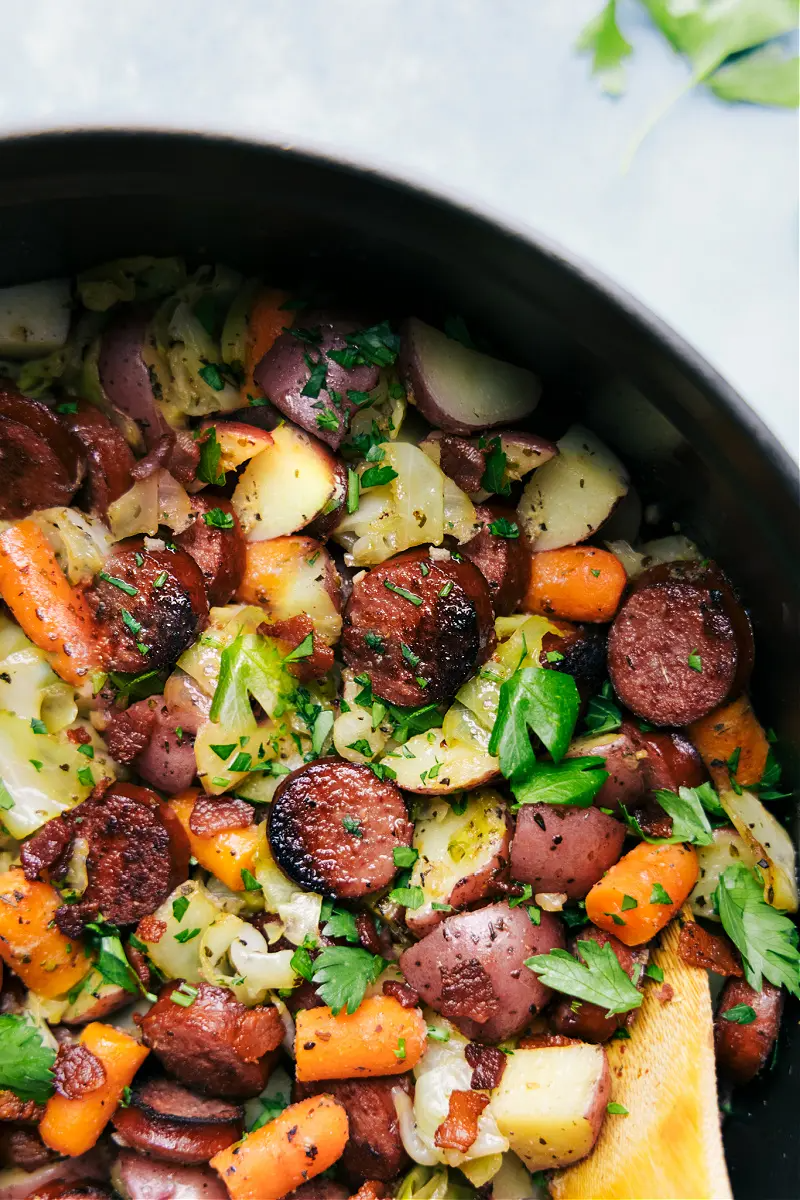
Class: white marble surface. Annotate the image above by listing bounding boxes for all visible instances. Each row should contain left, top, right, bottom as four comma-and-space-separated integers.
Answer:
2, 0, 798, 457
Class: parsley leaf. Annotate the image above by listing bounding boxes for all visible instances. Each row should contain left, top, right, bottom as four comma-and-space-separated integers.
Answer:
283, 632, 315, 663
0, 1015, 56, 1102
320, 901, 360, 943
512, 757, 609, 809
526, 938, 644, 1016
199, 362, 226, 391
489, 667, 581, 782
197, 427, 226, 486
576, 0, 632, 96
343, 814, 364, 838
311, 946, 387, 1015
652, 786, 715, 846
328, 322, 400, 370
360, 464, 398, 489
584, 684, 622, 736
722, 1003, 757, 1024
650, 882, 673, 905
388, 885, 425, 910
250, 1091, 290, 1133
203, 508, 235, 530
488, 517, 519, 539
714, 864, 800, 997
709, 44, 800, 107
315, 409, 339, 433
85, 923, 140, 995
301, 354, 328, 398
480, 437, 509, 495
393, 846, 419, 869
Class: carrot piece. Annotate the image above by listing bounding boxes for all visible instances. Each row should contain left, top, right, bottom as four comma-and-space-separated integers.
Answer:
210, 1093, 348, 1200
0, 868, 92, 997
689, 695, 770, 789
295, 995, 427, 1082
585, 842, 698, 947
0, 521, 100, 686
168, 789, 260, 892
39, 1022, 149, 1157
522, 546, 627, 623
242, 288, 292, 403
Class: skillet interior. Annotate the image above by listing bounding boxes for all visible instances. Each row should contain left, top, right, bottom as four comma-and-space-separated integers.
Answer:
0, 129, 796, 1198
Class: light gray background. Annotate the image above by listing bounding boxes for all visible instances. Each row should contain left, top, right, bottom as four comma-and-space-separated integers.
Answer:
2, 0, 798, 457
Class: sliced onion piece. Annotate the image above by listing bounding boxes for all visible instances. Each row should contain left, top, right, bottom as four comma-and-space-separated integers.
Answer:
719, 787, 798, 913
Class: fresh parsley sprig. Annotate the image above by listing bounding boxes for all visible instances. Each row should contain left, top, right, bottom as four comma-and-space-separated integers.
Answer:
714, 864, 800, 997
526, 938, 644, 1016
0, 1015, 56, 1102
310, 946, 387, 1015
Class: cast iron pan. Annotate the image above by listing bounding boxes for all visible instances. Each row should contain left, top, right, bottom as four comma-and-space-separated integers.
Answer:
0, 130, 796, 1198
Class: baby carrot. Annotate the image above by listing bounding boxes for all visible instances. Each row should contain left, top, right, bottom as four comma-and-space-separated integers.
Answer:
210, 1093, 348, 1200
0, 868, 91, 998
169, 789, 260, 892
39, 1022, 149, 1156
0, 521, 100, 685
242, 288, 292, 403
295, 994, 427, 1082
585, 841, 698, 946
522, 546, 627, 623
689, 695, 770, 790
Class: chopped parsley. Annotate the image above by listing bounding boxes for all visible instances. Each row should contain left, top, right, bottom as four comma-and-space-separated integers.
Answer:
526, 938, 644, 1016
98, 572, 138, 597
197, 427, 226, 486
488, 517, 520, 538
383, 581, 423, 606
388, 885, 425, 910
172, 896, 190, 922
722, 1004, 757, 1024
481, 437, 509, 495
360, 464, 398, 489
649, 883, 673, 905
301, 354, 328, 398
687, 649, 703, 673
283, 632, 315, 663
203, 508, 235, 529
343, 815, 364, 839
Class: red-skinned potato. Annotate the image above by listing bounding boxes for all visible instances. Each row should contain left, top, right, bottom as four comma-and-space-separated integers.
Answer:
399, 901, 565, 1042
232, 422, 344, 542
510, 804, 626, 899
492, 1043, 610, 1172
459, 504, 531, 616
253, 313, 381, 450
400, 318, 541, 434
235, 535, 343, 646
420, 428, 557, 495
518, 425, 629, 551
621, 720, 706, 793
98, 306, 167, 450
564, 730, 645, 813
405, 789, 512, 936
111, 1151, 229, 1200
198, 420, 273, 473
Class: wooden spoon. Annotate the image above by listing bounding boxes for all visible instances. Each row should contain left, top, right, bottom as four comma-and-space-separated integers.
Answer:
551, 911, 731, 1200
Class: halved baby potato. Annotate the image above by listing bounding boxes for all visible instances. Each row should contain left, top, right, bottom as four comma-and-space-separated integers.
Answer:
406, 787, 512, 935
379, 715, 500, 795
518, 425, 629, 551
232, 422, 343, 541
200, 420, 274, 473
235, 535, 343, 645
492, 1044, 610, 1173
401, 317, 541, 434
420, 428, 557, 497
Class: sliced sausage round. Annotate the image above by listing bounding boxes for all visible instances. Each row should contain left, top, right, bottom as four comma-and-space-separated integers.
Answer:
111, 1077, 243, 1164
253, 313, 381, 451
399, 901, 565, 1043
140, 982, 284, 1099
550, 927, 648, 1043
510, 803, 626, 899
269, 758, 412, 899
608, 562, 753, 726
174, 493, 246, 606
342, 547, 495, 707
714, 978, 783, 1085
63, 400, 135, 518
564, 730, 645, 813
20, 782, 190, 938
86, 539, 209, 672
459, 505, 531, 617
111, 1151, 229, 1200
294, 1075, 411, 1183
0, 389, 86, 517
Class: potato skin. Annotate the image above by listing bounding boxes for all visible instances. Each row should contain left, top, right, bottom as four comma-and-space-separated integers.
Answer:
565, 730, 645, 813
399, 901, 565, 1043
550, 927, 648, 1043
714, 978, 783, 1084
510, 804, 626, 899
460, 504, 532, 617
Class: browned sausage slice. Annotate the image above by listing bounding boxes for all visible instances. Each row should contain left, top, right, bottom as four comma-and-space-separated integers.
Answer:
63, 400, 135, 517
174, 493, 246, 605
0, 388, 86, 518
140, 982, 284, 1099
608, 562, 753, 726
269, 758, 412, 899
111, 1077, 243, 1164
20, 782, 190, 937
399, 901, 565, 1043
342, 548, 495, 707
459, 504, 531, 617
510, 803, 626, 899
714, 978, 783, 1084
294, 1075, 412, 1183
538, 620, 607, 693
85, 539, 209, 672
550, 927, 648, 1043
